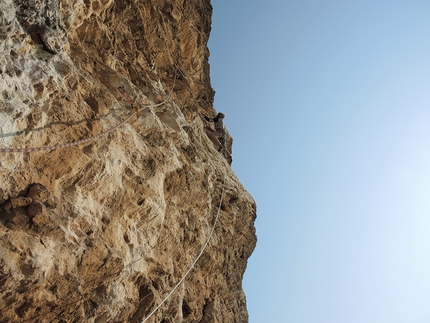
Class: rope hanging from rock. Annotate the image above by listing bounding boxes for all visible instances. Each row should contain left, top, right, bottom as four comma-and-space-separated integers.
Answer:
0, 68, 177, 154
20, 167, 227, 323
141, 169, 227, 323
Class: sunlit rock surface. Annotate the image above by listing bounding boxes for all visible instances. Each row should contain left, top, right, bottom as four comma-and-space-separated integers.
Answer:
0, 0, 257, 322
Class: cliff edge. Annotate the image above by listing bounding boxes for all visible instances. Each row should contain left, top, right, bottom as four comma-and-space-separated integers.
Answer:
0, 0, 257, 322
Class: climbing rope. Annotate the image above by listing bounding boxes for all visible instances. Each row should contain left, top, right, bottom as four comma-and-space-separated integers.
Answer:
18, 169, 227, 323
141, 170, 227, 323
0, 69, 177, 154
1, 15, 226, 318
0, 112, 137, 153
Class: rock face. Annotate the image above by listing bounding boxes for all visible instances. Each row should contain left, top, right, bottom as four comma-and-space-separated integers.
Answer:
0, 0, 257, 322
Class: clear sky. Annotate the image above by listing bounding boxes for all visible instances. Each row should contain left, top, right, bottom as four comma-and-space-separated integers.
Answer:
208, 1, 430, 322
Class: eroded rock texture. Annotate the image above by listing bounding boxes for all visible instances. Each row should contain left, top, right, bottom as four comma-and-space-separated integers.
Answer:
0, 0, 256, 322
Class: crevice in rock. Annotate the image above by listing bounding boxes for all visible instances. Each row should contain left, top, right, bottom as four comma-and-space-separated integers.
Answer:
130, 284, 154, 323
182, 299, 192, 318
199, 299, 214, 323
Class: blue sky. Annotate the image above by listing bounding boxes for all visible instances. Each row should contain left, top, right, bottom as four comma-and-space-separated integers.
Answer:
208, 1, 430, 322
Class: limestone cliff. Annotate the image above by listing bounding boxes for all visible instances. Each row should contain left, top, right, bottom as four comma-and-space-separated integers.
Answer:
0, 0, 257, 322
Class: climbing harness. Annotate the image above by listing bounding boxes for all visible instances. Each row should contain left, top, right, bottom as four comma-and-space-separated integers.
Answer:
218, 126, 227, 145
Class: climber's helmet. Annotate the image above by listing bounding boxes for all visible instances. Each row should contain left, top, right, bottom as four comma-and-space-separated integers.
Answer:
217, 112, 225, 119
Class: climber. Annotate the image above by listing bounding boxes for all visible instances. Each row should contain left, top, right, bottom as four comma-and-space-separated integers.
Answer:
203, 112, 226, 151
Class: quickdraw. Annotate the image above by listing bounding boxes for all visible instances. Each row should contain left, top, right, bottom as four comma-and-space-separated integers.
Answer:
117, 86, 140, 113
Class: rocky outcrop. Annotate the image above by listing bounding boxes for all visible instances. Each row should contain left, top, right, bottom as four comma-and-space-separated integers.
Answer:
0, 0, 256, 322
